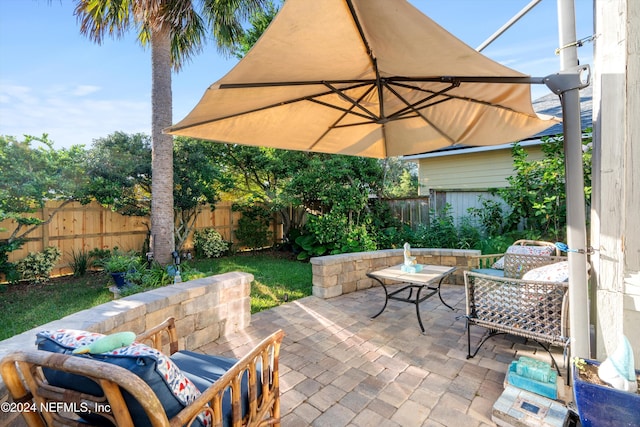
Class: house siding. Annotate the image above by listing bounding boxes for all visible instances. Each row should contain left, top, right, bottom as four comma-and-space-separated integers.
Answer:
416, 145, 544, 224
417, 145, 544, 194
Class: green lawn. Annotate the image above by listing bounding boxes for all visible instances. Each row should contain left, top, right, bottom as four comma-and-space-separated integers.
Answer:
0, 253, 312, 341
188, 253, 313, 312
0, 272, 114, 340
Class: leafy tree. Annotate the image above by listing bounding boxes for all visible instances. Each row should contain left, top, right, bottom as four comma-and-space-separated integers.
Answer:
173, 137, 232, 250
213, 144, 311, 236
285, 154, 384, 216
73, 0, 267, 264
0, 134, 87, 244
0, 135, 87, 281
84, 133, 232, 251
492, 130, 592, 241
382, 157, 419, 198
85, 132, 152, 217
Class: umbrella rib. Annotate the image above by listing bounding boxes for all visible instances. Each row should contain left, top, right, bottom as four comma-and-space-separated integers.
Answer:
383, 82, 459, 121
389, 80, 542, 119
323, 82, 379, 120
217, 76, 539, 90
383, 82, 458, 146
307, 85, 381, 152
168, 83, 372, 132
308, 98, 376, 121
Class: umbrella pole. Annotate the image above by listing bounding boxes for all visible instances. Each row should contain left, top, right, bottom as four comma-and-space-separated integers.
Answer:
556, 0, 591, 360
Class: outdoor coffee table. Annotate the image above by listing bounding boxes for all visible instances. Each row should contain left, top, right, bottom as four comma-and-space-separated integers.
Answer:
367, 264, 456, 333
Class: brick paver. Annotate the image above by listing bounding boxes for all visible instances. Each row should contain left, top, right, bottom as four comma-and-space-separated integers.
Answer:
197, 285, 570, 426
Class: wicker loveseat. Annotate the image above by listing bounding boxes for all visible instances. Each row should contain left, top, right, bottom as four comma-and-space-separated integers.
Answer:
464, 240, 570, 372
0, 317, 284, 427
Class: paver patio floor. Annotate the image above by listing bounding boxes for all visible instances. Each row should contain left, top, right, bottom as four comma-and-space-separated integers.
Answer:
198, 284, 571, 427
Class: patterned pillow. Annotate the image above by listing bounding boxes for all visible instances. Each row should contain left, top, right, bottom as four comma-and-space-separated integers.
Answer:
522, 261, 569, 282
491, 245, 555, 269
36, 329, 208, 427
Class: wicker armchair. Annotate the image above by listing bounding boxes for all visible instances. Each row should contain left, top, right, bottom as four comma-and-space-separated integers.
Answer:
470, 239, 563, 278
1, 317, 284, 427
464, 263, 569, 374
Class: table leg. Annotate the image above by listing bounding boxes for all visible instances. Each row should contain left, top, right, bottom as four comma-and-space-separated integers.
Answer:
437, 276, 454, 311
368, 275, 389, 319
415, 285, 426, 334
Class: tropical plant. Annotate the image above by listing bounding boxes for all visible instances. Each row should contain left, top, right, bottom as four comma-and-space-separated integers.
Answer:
73, 0, 267, 264
120, 261, 174, 296
231, 0, 281, 59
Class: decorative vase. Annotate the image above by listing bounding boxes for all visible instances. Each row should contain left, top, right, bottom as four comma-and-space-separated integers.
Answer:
572, 359, 640, 427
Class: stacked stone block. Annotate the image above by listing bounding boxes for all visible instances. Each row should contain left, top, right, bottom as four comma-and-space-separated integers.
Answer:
0, 272, 252, 426
311, 248, 480, 299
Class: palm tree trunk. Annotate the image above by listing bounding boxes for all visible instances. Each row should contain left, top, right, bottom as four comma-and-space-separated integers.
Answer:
150, 27, 175, 265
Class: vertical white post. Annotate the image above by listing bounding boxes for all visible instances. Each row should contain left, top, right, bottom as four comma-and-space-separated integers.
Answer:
557, 0, 590, 359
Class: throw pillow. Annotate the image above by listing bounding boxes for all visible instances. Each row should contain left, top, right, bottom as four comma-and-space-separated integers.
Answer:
522, 261, 569, 282
491, 245, 556, 270
36, 329, 208, 427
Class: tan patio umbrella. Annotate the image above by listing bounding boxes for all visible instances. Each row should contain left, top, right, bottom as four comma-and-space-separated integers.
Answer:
167, 0, 560, 157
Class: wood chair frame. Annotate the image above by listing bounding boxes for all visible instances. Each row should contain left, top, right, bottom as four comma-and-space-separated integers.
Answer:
1, 317, 284, 427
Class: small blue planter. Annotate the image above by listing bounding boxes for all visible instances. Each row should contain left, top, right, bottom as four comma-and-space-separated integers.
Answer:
573, 359, 640, 427
110, 272, 129, 289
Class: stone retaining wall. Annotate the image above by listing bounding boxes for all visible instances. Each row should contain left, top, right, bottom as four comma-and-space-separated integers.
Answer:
0, 272, 252, 427
311, 248, 480, 298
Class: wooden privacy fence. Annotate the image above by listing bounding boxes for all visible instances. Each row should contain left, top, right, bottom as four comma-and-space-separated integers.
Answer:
383, 197, 431, 230
1, 198, 429, 278
0, 201, 281, 278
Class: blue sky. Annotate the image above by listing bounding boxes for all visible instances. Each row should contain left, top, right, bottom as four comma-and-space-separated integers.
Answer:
0, 0, 594, 149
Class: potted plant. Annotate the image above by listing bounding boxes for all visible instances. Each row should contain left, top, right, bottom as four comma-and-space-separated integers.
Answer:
101, 251, 141, 288
572, 357, 640, 427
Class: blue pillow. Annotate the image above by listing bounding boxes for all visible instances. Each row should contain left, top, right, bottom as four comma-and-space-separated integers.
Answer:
171, 351, 263, 427
36, 329, 207, 427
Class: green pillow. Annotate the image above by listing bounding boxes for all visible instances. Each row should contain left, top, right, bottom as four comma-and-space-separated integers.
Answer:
72, 331, 136, 354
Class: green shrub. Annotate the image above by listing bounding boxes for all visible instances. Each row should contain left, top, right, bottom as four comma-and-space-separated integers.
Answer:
334, 224, 377, 254
120, 261, 174, 296
16, 246, 61, 284
0, 239, 24, 284
456, 217, 481, 250
193, 228, 229, 258
88, 248, 112, 265
233, 204, 272, 251
467, 197, 506, 237
103, 252, 142, 273
296, 212, 379, 259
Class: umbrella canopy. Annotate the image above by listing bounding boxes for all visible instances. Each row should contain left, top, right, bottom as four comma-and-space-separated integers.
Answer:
167, 0, 559, 158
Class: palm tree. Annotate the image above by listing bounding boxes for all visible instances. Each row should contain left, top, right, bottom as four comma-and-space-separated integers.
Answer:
73, 0, 265, 264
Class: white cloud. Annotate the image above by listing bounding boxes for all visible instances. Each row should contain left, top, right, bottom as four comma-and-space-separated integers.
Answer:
0, 82, 149, 148
72, 85, 101, 96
